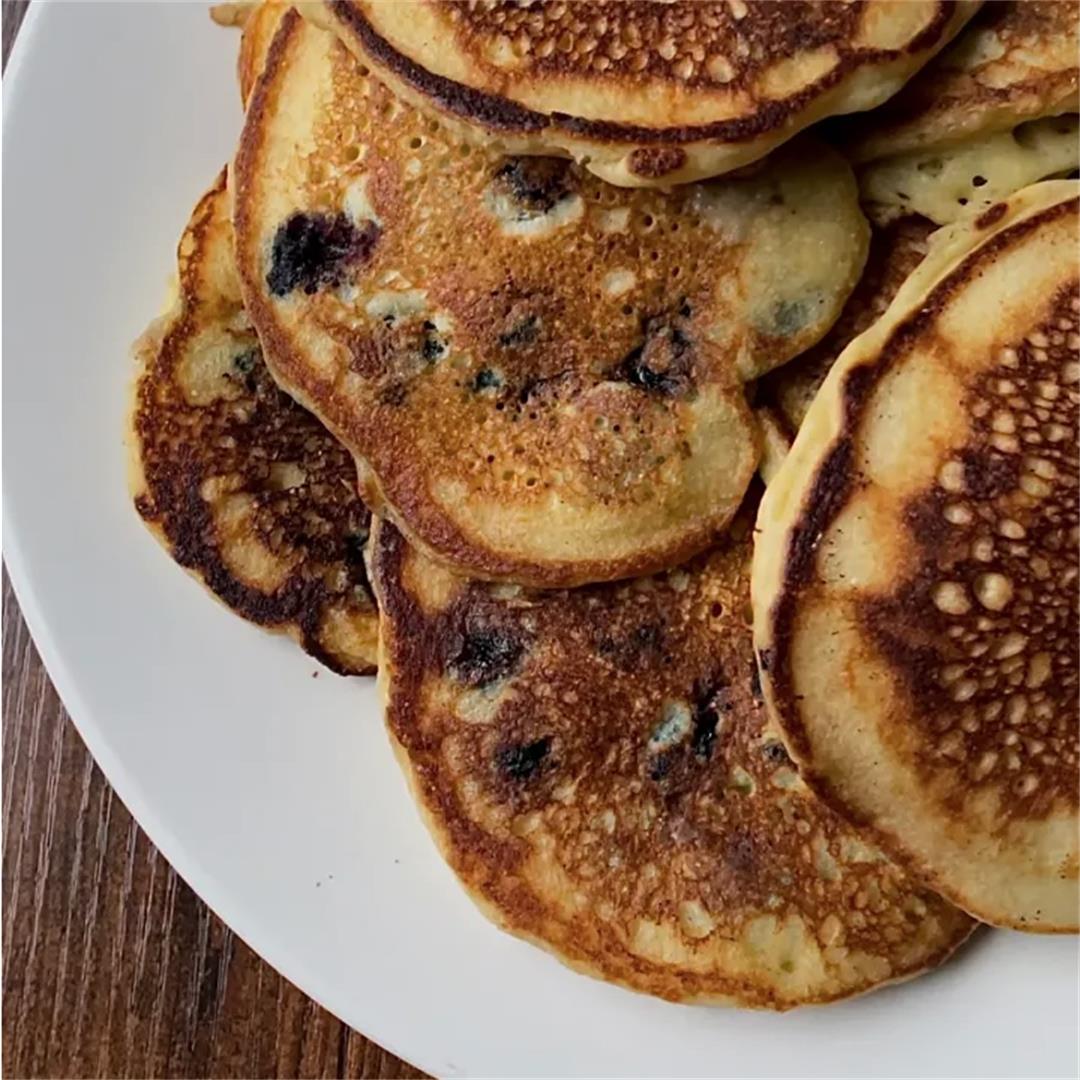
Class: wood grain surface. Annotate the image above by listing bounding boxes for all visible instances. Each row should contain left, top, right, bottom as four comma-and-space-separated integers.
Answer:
2, 6, 423, 1078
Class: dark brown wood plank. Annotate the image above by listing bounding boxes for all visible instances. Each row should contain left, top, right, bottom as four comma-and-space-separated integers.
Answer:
1, 7, 426, 1075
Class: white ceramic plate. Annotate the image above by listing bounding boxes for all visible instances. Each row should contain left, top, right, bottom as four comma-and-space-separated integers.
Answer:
4, 4, 1078, 1076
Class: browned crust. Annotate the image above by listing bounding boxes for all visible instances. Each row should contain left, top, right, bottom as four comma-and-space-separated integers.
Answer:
628, 146, 689, 179
238, 1, 270, 104
232, 9, 759, 589
373, 519, 975, 1006
239, 1, 290, 107
850, 1, 1080, 161
761, 196, 1080, 929
893, 62, 1080, 137
134, 170, 377, 676
974, 201, 1008, 230
325, 0, 958, 150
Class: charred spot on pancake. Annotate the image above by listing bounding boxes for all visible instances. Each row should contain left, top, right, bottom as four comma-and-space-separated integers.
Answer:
392, 319, 449, 369
628, 146, 687, 179
491, 157, 572, 215
498, 313, 540, 349
976, 203, 1008, 229
471, 368, 502, 392
648, 752, 674, 783
352, 312, 449, 384
342, 530, 369, 566
691, 680, 729, 761
762, 740, 792, 765
960, 446, 1021, 499
496, 736, 551, 781
419, 320, 448, 362
448, 623, 525, 688
224, 347, 261, 393
231, 348, 259, 376
691, 711, 718, 761
376, 381, 408, 406
903, 489, 958, 550
615, 308, 696, 398
266, 212, 380, 297
136, 320, 377, 670
596, 622, 664, 667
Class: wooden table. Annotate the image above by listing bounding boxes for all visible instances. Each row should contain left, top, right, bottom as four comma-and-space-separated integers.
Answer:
2, 7, 422, 1076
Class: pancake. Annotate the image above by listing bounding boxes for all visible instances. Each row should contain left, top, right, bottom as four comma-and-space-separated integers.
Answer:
131, 173, 379, 676
304, 0, 979, 188
860, 114, 1080, 227
233, 11, 868, 589
851, 1, 1080, 163
238, 0, 287, 105
753, 181, 1080, 931
762, 215, 936, 433
369, 512, 974, 1007
210, 1, 257, 29
766, 111, 1078, 433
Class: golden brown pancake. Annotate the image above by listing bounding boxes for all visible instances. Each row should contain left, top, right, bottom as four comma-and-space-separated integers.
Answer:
238, 0, 288, 105
210, 1, 257, 29
233, 11, 869, 588
369, 510, 974, 1007
754, 180, 1080, 931
859, 114, 1080, 228
851, 1, 1080, 162
305, 0, 980, 187
767, 107, 1077, 434
131, 173, 378, 675
761, 215, 936, 433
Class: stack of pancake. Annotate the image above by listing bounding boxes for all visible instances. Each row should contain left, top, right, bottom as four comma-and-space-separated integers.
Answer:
130, 1, 1079, 1008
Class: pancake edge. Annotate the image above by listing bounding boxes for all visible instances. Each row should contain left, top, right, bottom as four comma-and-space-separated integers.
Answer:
131, 171, 378, 677
306, 0, 980, 186
751, 180, 1080, 931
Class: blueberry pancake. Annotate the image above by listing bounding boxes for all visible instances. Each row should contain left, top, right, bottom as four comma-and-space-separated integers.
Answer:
131, 173, 378, 675
762, 215, 936, 434
233, 11, 868, 588
765, 109, 1078, 435
369, 511, 974, 1007
754, 181, 1080, 930
304, 0, 979, 187
850, 1, 1079, 163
